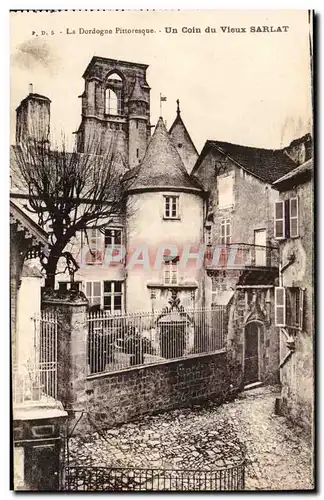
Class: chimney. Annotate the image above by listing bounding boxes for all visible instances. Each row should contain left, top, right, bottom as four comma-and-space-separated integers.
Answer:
15, 85, 51, 145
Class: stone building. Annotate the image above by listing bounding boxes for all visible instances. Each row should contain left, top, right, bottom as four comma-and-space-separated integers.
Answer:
272, 158, 313, 432
76, 56, 151, 170
192, 140, 300, 386
125, 116, 204, 311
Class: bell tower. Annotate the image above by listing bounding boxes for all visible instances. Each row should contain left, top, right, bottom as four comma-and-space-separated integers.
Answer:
77, 57, 151, 169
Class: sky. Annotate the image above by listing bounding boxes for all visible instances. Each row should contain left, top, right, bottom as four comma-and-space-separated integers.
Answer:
10, 10, 312, 153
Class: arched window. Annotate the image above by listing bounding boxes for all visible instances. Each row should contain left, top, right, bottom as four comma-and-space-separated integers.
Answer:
105, 88, 118, 115
107, 72, 122, 81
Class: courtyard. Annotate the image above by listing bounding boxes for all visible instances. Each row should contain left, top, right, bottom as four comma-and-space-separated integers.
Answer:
68, 385, 314, 491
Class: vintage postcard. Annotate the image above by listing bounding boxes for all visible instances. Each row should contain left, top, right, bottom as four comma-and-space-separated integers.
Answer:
10, 9, 314, 492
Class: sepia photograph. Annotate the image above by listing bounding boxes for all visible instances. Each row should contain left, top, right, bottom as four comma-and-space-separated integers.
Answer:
9, 9, 314, 491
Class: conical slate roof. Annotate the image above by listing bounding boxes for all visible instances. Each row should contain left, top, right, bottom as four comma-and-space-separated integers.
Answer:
129, 75, 148, 103
169, 101, 199, 174
127, 117, 202, 193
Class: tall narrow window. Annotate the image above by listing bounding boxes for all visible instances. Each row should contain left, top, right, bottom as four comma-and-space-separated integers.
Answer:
163, 260, 178, 285
103, 281, 123, 313
220, 219, 231, 245
105, 88, 119, 115
164, 196, 179, 219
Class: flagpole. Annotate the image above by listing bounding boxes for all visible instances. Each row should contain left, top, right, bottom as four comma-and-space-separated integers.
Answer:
160, 93, 162, 117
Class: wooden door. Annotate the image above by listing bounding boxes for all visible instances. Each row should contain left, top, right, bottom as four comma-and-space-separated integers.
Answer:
244, 322, 259, 384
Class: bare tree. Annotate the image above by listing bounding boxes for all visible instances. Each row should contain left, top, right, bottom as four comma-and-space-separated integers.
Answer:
11, 131, 133, 288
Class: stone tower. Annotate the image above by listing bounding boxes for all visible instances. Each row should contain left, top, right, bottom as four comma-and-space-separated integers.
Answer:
15, 84, 51, 145
76, 57, 151, 169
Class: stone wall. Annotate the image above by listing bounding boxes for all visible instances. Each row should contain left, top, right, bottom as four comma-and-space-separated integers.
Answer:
278, 179, 313, 431
82, 351, 230, 432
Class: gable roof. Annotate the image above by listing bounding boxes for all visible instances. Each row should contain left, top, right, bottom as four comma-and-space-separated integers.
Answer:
192, 140, 297, 184
126, 117, 202, 194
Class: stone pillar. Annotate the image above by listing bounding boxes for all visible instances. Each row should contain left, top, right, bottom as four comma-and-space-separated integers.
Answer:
42, 289, 88, 413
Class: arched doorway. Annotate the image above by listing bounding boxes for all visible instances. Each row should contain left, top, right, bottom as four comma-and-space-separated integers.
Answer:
244, 322, 261, 384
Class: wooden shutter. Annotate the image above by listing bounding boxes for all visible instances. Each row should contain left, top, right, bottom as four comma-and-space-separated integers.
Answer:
289, 197, 299, 238
284, 287, 304, 329
275, 287, 286, 326
274, 201, 285, 239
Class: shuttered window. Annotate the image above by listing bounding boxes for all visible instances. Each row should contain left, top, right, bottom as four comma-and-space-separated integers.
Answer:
274, 201, 285, 239
275, 287, 304, 329
274, 197, 299, 240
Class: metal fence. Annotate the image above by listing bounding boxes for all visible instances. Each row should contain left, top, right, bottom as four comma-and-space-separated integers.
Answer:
12, 311, 58, 404
65, 464, 245, 491
87, 306, 227, 375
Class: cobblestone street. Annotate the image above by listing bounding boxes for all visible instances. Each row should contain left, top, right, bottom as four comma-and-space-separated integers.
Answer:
69, 385, 314, 491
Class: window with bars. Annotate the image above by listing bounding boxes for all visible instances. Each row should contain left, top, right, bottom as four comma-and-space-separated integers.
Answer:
164, 196, 179, 219
163, 260, 178, 285
275, 286, 304, 329
274, 197, 299, 239
220, 219, 231, 245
